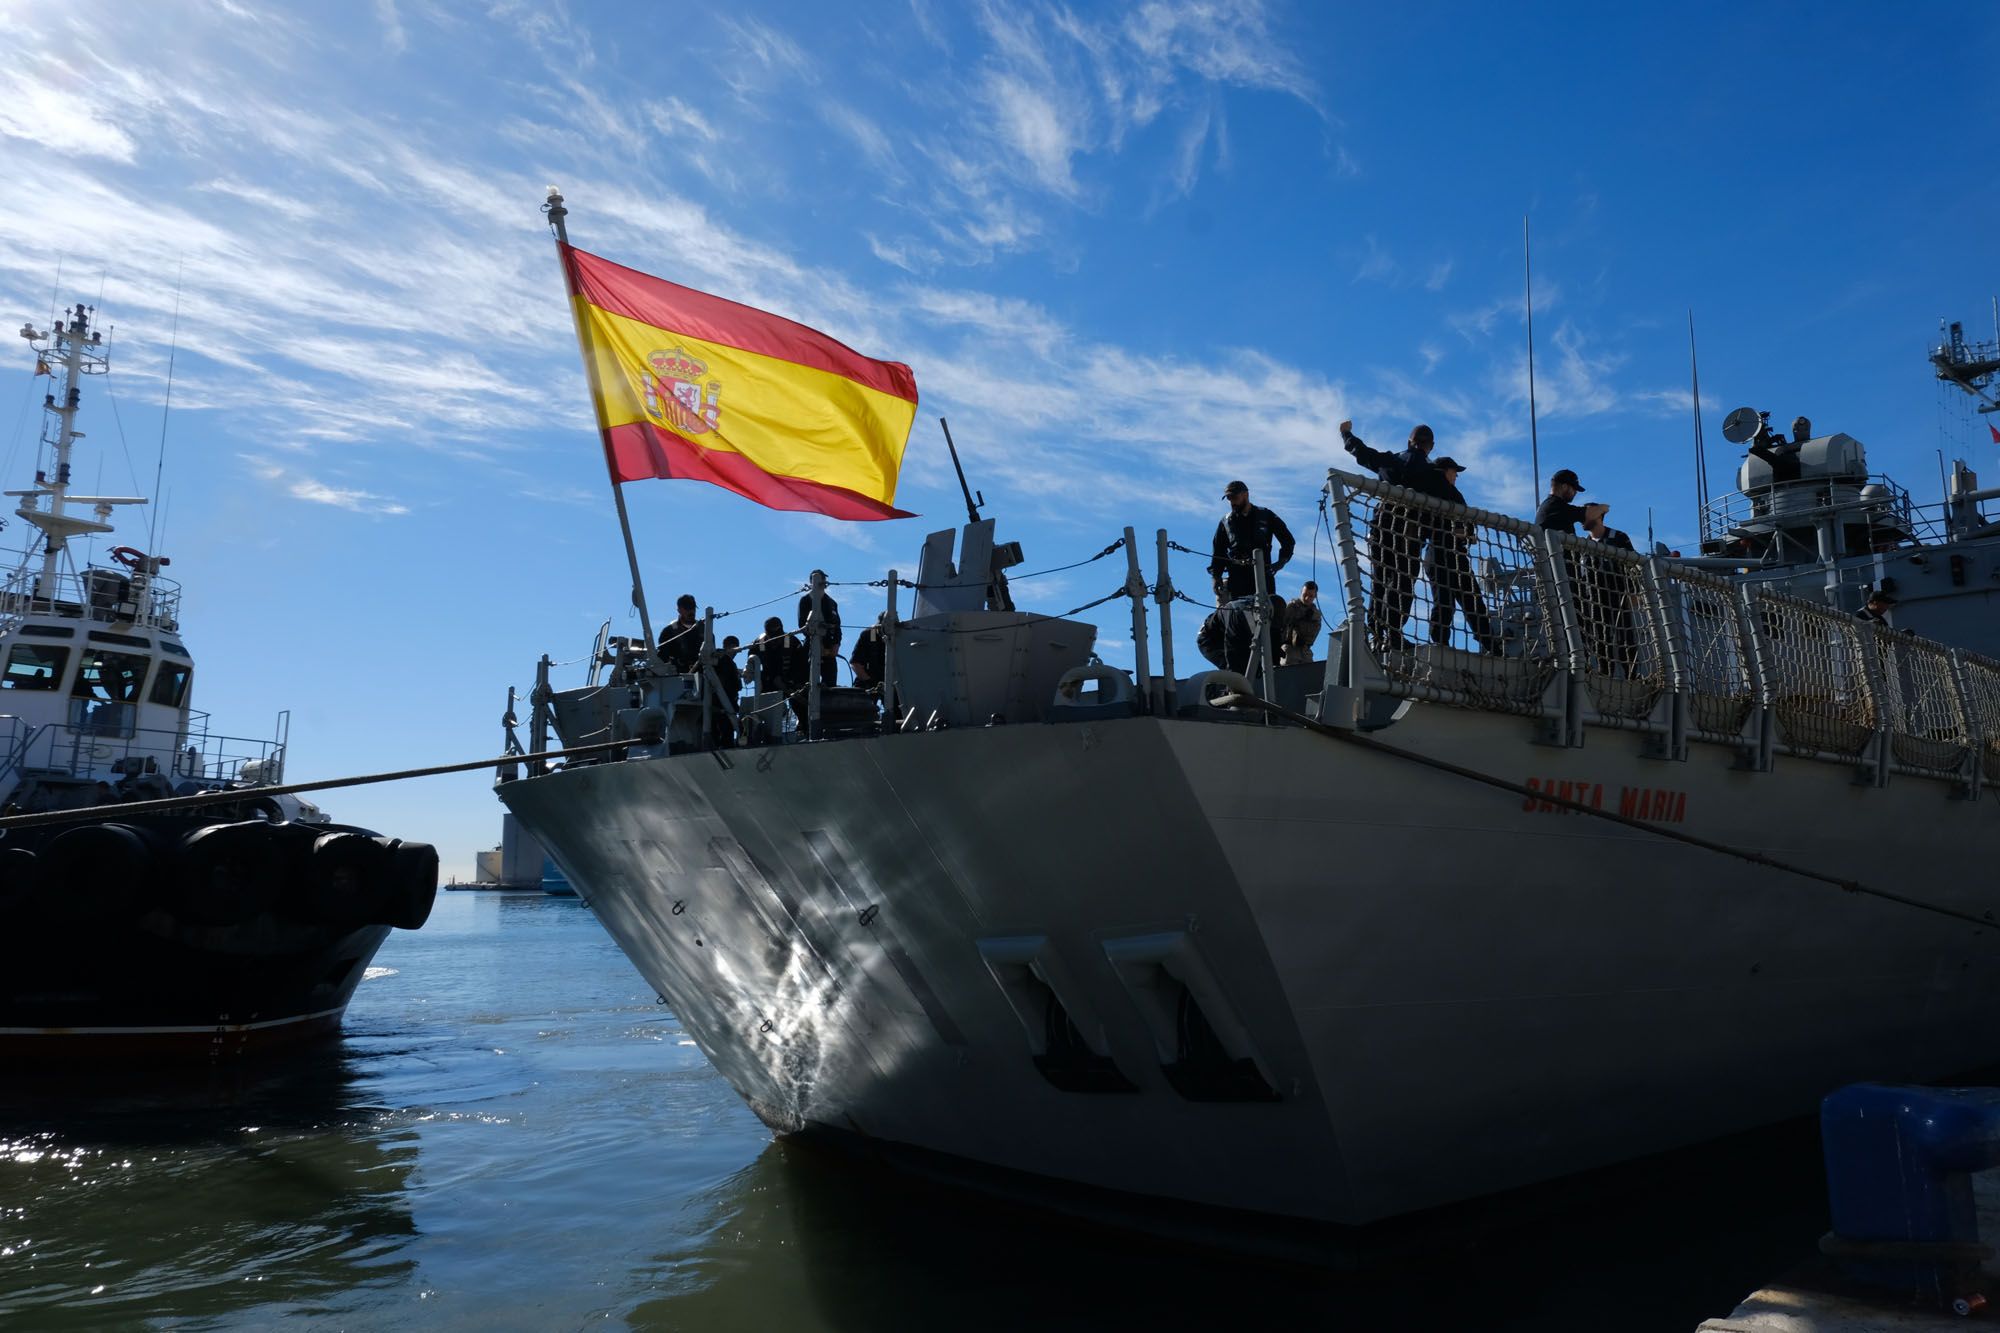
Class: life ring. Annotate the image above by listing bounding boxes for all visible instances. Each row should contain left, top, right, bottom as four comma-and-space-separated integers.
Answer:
108, 546, 148, 569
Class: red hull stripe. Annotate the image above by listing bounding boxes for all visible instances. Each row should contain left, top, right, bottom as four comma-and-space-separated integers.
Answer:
605, 421, 913, 520
563, 245, 917, 404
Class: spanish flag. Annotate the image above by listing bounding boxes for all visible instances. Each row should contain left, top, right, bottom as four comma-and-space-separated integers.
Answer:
561, 244, 918, 520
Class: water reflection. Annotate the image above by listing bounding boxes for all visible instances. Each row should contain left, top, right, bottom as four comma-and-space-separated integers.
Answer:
636, 1117, 1831, 1333
0, 893, 1847, 1331
0, 1055, 418, 1328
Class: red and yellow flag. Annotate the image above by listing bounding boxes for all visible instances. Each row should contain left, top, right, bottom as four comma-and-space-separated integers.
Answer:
561, 244, 918, 520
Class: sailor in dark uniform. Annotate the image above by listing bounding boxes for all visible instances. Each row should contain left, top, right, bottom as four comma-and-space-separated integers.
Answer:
850, 613, 888, 688
798, 575, 842, 691
657, 594, 703, 673
1208, 481, 1295, 601
1534, 469, 1591, 534
1581, 509, 1640, 674
1424, 457, 1500, 654
1341, 419, 1449, 650
1856, 589, 1896, 626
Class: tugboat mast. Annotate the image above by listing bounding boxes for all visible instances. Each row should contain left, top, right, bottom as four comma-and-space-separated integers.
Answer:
12, 306, 144, 605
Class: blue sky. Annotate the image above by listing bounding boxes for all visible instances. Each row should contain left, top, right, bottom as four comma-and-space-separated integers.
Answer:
1, 1, 1995, 876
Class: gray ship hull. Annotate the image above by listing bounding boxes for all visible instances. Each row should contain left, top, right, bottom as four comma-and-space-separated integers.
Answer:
500, 703, 2000, 1225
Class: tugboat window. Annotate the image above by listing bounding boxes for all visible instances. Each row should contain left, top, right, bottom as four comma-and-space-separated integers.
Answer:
2, 643, 68, 690
69, 649, 149, 736
149, 661, 192, 708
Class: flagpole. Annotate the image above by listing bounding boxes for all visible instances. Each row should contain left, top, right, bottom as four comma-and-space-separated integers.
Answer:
544, 186, 657, 652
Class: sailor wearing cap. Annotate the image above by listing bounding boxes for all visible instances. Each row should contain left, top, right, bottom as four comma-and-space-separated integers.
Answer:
1534, 469, 1592, 535
1425, 456, 1500, 654
1209, 479, 1296, 603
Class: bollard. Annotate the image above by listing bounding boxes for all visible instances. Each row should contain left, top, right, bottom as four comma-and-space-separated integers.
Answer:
1820, 1082, 2000, 1313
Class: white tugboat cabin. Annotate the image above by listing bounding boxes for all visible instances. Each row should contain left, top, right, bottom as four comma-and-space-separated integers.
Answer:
1, 305, 303, 816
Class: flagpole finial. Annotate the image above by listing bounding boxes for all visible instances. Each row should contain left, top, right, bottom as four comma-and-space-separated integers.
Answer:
543, 186, 569, 244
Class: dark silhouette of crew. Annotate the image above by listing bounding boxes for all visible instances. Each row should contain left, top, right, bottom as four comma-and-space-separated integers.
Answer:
1341, 419, 1449, 650
657, 594, 703, 673
747, 615, 806, 726
1425, 457, 1500, 654
1581, 508, 1640, 674
851, 613, 888, 689
798, 574, 842, 691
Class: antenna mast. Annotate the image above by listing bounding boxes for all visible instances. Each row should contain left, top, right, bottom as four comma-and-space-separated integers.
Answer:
147, 263, 184, 557
1688, 311, 1708, 517
1523, 215, 1542, 498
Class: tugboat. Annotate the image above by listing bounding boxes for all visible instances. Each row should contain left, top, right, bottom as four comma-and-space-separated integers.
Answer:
496, 283, 2000, 1237
0, 303, 437, 1061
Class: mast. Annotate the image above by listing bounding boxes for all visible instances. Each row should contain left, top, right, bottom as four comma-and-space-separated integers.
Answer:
13, 305, 122, 600
1523, 216, 1542, 498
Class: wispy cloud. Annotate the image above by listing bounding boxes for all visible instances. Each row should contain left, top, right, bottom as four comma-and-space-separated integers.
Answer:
241, 457, 410, 515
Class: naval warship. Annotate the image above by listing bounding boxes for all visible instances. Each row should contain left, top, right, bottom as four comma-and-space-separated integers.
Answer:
0, 304, 437, 1060
495, 323, 2000, 1231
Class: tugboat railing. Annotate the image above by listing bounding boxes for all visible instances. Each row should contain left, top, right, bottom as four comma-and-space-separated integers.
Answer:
0, 562, 184, 633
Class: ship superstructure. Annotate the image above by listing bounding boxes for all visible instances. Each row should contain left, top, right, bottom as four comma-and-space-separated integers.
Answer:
496, 342, 2000, 1231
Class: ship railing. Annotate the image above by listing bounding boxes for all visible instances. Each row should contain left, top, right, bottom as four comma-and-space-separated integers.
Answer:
1327, 472, 1566, 720
1956, 650, 2000, 785
1873, 629, 1972, 777
1752, 592, 1879, 762
1328, 469, 1992, 793
1652, 564, 1760, 750
1695, 473, 1948, 553
0, 562, 183, 632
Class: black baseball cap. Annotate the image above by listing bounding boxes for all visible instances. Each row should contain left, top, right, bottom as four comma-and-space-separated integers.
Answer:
1866, 589, 1897, 605
1222, 479, 1248, 497
1434, 456, 1465, 472
1550, 468, 1584, 491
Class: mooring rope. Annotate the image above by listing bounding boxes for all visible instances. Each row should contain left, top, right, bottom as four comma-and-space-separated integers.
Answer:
0, 736, 650, 833
1213, 691, 1999, 934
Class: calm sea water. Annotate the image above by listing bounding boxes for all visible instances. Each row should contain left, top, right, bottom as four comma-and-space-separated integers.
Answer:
0, 892, 1833, 1331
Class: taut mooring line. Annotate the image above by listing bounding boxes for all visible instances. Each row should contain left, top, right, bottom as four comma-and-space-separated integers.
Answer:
0, 736, 649, 833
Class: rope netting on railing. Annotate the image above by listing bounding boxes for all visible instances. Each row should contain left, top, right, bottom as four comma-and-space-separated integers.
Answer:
1328, 469, 1991, 779
1332, 478, 1560, 715
1656, 565, 1758, 741
1545, 530, 1671, 721
1753, 594, 1876, 757
1960, 651, 2000, 782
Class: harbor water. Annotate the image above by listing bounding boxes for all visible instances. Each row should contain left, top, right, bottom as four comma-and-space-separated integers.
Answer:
0, 892, 1840, 1330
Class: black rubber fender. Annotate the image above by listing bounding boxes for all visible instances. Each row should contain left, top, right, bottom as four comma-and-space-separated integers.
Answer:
40, 823, 149, 922
174, 820, 281, 926
304, 831, 388, 929
381, 839, 438, 931
0, 844, 39, 915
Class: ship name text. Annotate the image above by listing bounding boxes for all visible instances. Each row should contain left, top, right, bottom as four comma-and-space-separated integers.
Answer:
1521, 778, 1689, 824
